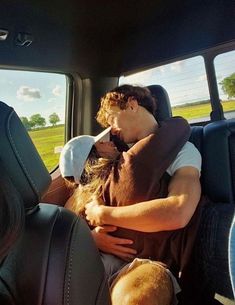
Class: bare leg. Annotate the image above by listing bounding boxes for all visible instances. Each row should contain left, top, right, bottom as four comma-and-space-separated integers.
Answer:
111, 262, 173, 305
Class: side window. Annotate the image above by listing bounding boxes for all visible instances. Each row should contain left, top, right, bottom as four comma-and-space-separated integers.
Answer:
0, 69, 67, 172
214, 50, 235, 119
119, 56, 211, 123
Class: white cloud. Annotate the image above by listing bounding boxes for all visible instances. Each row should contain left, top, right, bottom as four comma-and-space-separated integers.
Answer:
52, 85, 62, 96
17, 86, 41, 101
156, 66, 165, 73
120, 69, 160, 86
170, 61, 184, 72
198, 74, 207, 81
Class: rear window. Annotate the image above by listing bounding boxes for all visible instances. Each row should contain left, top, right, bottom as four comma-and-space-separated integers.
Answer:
0, 69, 67, 172
119, 56, 211, 123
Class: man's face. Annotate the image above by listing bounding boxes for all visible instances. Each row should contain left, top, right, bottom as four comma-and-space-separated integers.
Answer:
105, 104, 138, 143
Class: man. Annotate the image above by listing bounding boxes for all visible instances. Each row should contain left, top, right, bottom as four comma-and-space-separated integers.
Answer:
86, 84, 201, 255
85, 85, 234, 304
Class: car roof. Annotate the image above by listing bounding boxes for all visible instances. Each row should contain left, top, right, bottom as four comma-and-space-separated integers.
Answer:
0, 0, 234, 77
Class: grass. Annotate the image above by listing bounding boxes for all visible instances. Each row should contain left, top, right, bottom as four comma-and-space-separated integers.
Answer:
29, 125, 65, 171
29, 100, 235, 171
172, 100, 235, 119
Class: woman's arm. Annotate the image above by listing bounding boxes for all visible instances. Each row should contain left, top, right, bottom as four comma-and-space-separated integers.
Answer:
91, 226, 136, 260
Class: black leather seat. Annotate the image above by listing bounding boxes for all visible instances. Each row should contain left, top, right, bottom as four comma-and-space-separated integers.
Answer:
147, 85, 172, 121
203, 119, 235, 204
0, 101, 111, 305
148, 85, 235, 302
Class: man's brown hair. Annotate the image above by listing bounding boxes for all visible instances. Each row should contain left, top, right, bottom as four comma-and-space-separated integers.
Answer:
96, 85, 157, 127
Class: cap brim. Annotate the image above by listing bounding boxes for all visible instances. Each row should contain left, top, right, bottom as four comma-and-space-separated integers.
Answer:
94, 127, 111, 143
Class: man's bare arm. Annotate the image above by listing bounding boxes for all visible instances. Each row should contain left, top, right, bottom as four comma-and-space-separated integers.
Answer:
85, 166, 201, 232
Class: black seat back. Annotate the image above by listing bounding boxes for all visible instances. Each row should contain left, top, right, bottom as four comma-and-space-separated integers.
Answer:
203, 119, 235, 203
0, 102, 51, 210
0, 101, 110, 305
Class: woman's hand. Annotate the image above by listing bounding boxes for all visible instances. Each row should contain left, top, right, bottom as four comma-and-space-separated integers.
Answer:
91, 226, 136, 261
85, 198, 106, 226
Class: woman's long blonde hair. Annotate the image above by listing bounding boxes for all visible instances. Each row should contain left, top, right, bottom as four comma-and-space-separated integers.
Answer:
64, 147, 115, 218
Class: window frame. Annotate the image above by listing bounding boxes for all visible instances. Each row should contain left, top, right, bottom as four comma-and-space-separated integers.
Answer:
0, 66, 75, 173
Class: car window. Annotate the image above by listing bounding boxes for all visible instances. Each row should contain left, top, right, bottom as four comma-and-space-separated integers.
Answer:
119, 56, 211, 123
214, 50, 235, 120
0, 69, 67, 172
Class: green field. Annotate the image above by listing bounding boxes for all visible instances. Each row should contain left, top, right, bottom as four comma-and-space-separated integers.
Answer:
29, 100, 235, 171
172, 100, 235, 119
29, 125, 65, 171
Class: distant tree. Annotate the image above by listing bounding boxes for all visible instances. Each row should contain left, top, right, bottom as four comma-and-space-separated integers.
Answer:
220, 73, 235, 99
30, 114, 46, 128
20, 116, 32, 130
49, 112, 60, 126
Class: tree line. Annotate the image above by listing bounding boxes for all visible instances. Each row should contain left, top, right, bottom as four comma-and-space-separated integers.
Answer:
20, 112, 60, 130
220, 73, 235, 99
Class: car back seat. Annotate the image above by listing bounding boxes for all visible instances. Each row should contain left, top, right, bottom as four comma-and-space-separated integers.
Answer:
0, 101, 111, 305
203, 119, 235, 204
148, 85, 235, 304
147, 85, 235, 205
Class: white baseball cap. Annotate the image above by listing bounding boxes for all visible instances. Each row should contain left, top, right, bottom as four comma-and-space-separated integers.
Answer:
59, 127, 111, 183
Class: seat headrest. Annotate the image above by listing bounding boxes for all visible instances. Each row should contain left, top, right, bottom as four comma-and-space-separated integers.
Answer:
147, 85, 172, 121
0, 102, 51, 209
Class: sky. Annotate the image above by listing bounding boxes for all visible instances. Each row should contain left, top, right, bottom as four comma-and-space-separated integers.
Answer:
0, 50, 234, 125
0, 70, 66, 124
120, 50, 235, 106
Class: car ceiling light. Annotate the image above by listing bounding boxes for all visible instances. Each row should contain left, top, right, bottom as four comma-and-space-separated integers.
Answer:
0, 29, 9, 41
15, 32, 33, 47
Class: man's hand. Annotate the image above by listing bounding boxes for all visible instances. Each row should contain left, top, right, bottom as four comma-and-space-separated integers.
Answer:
91, 226, 136, 261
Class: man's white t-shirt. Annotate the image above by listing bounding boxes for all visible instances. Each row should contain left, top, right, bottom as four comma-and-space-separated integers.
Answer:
166, 141, 202, 176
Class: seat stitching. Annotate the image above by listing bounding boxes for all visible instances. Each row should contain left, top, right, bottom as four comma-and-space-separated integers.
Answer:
65, 219, 76, 305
